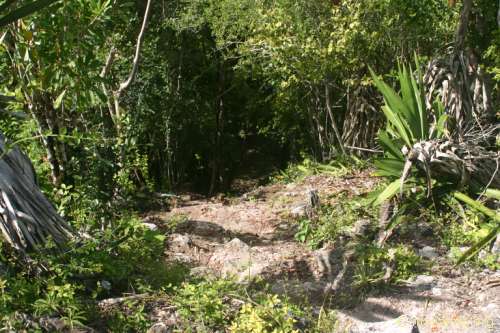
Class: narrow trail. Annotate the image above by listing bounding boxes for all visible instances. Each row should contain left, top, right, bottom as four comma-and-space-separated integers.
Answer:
145, 171, 500, 333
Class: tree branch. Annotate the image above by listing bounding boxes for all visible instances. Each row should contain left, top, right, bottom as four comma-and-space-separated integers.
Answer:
116, 0, 153, 96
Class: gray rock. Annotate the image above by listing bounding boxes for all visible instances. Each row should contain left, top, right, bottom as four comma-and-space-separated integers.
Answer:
271, 280, 327, 301
100, 280, 111, 291
143, 222, 158, 231
351, 315, 419, 333
172, 252, 192, 263
190, 266, 213, 277
147, 323, 170, 333
409, 275, 436, 291
208, 238, 267, 281
491, 235, 500, 254
168, 234, 192, 252
291, 204, 307, 217
418, 246, 438, 259
39, 317, 67, 331
209, 238, 252, 274
190, 220, 225, 237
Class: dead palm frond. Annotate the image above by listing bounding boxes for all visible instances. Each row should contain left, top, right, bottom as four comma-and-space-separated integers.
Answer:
0, 132, 73, 251
424, 49, 495, 142
342, 85, 383, 155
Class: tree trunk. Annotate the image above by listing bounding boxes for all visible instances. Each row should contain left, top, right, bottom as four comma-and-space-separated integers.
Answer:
209, 60, 225, 195
325, 82, 346, 155
455, 0, 472, 51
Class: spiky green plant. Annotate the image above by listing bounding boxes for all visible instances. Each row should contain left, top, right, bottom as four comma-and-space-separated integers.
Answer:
370, 60, 499, 262
369, 60, 447, 204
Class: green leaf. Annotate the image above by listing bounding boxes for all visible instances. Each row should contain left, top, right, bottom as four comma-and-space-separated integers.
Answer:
378, 130, 403, 159
409, 64, 427, 140
453, 192, 500, 223
484, 189, 500, 201
374, 179, 402, 206
457, 225, 499, 264
53, 90, 66, 109
374, 158, 405, 177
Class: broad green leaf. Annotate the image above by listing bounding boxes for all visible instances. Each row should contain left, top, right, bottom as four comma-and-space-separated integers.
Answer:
374, 179, 402, 205
457, 225, 499, 264
378, 130, 403, 159
484, 189, 500, 200
453, 192, 499, 222
409, 65, 427, 140
374, 158, 405, 177
370, 68, 412, 146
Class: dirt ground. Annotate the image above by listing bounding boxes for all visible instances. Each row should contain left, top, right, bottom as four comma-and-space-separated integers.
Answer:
144, 170, 500, 333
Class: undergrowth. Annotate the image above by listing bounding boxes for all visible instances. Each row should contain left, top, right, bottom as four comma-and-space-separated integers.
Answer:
271, 156, 369, 184
0, 211, 340, 332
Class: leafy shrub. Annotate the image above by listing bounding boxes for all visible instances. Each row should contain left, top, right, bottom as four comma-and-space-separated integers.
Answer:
230, 294, 302, 333
0, 214, 181, 330
272, 156, 368, 184
295, 193, 377, 249
174, 279, 241, 331
354, 244, 421, 289
106, 300, 151, 333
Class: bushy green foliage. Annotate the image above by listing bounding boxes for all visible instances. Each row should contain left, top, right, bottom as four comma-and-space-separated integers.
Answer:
294, 193, 377, 249
272, 156, 368, 184
230, 294, 302, 333
106, 300, 151, 333
354, 244, 422, 289
174, 279, 241, 331
0, 215, 179, 330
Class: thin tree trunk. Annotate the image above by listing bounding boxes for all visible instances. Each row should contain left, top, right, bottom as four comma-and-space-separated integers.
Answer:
209, 60, 225, 195
455, 0, 472, 51
325, 83, 346, 155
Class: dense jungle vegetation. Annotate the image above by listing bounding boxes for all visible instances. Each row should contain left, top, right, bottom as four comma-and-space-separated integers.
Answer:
0, 0, 498, 332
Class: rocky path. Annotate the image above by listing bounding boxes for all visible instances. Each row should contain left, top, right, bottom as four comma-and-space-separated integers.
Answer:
144, 171, 500, 333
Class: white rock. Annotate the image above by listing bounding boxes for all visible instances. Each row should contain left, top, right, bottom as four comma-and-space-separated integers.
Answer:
143, 222, 158, 231
491, 235, 500, 254
291, 204, 307, 217
100, 280, 111, 291
418, 246, 438, 259
483, 303, 498, 312
351, 315, 419, 333
409, 275, 436, 290
431, 287, 443, 296
147, 322, 169, 333
168, 234, 192, 252
209, 238, 252, 276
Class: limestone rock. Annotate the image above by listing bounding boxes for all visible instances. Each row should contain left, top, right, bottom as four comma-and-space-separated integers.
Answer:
143, 222, 158, 231
168, 234, 192, 252
418, 246, 438, 259
209, 238, 263, 281
147, 323, 169, 333
408, 275, 436, 291
350, 315, 419, 333
189, 220, 225, 237
491, 235, 500, 255
291, 204, 307, 217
